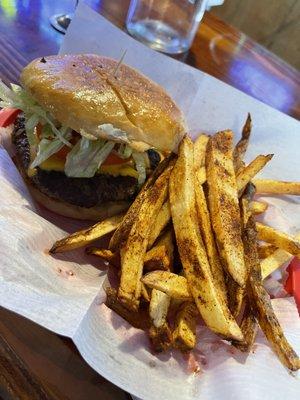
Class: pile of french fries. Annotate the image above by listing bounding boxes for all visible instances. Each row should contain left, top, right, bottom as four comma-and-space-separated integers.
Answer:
50, 114, 300, 371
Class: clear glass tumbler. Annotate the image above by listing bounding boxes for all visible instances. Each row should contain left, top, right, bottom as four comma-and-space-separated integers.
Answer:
126, 0, 207, 54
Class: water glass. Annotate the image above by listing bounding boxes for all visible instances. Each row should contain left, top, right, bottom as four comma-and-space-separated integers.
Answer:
126, 0, 207, 54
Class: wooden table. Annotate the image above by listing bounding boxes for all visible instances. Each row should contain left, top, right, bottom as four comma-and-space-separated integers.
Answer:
0, 1, 299, 399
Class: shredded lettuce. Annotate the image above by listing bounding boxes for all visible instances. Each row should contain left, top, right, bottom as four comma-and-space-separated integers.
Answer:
30, 127, 71, 169
1, 81, 149, 181
132, 151, 147, 186
97, 123, 129, 143
0, 80, 72, 147
30, 138, 65, 169
117, 143, 133, 159
24, 114, 40, 145
65, 137, 115, 178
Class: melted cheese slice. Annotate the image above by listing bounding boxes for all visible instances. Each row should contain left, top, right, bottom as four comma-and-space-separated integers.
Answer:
39, 155, 138, 178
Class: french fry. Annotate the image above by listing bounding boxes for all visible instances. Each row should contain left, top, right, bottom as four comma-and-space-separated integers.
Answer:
227, 280, 244, 319
149, 289, 171, 328
88, 229, 174, 272
118, 162, 174, 311
170, 136, 243, 341
227, 189, 252, 319
256, 222, 300, 256
88, 245, 170, 271
144, 245, 170, 272
98, 227, 300, 280
105, 288, 151, 330
257, 243, 277, 259
233, 113, 252, 172
261, 249, 294, 280
147, 201, 171, 249
236, 154, 273, 195
244, 216, 300, 371
50, 213, 124, 253
232, 300, 258, 352
250, 200, 268, 215
194, 134, 209, 184
142, 271, 192, 300
206, 130, 247, 287
194, 147, 227, 302
86, 247, 120, 267
173, 302, 198, 352
253, 179, 300, 195
148, 324, 172, 352
141, 283, 151, 302
109, 154, 174, 252
144, 229, 174, 271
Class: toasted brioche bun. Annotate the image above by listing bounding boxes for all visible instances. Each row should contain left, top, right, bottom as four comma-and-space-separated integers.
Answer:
21, 54, 186, 152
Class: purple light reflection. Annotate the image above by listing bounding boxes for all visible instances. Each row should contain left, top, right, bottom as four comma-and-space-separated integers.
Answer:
229, 58, 295, 114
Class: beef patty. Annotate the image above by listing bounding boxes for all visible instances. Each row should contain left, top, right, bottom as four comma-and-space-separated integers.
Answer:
12, 116, 157, 208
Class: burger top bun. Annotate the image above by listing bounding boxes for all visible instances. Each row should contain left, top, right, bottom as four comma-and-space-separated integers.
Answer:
21, 54, 186, 153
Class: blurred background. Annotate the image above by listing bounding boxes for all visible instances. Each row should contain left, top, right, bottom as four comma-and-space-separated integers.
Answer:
0, 0, 298, 69
212, 0, 300, 70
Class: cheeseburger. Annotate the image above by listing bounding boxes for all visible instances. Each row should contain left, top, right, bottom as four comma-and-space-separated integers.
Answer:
0, 54, 186, 220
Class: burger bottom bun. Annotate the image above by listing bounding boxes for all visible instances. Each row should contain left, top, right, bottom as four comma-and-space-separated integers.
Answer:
27, 183, 130, 221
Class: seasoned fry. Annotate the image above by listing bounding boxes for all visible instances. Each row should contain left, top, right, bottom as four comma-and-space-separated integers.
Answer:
261, 249, 293, 280
227, 190, 252, 319
141, 283, 151, 302
170, 136, 243, 341
86, 247, 120, 267
144, 245, 170, 272
147, 201, 171, 249
253, 179, 300, 195
236, 154, 273, 195
232, 301, 258, 352
206, 130, 247, 287
250, 200, 268, 215
258, 243, 277, 259
149, 289, 171, 328
105, 288, 151, 330
173, 302, 198, 351
194, 134, 209, 184
194, 154, 227, 302
245, 217, 300, 371
227, 280, 244, 319
118, 163, 173, 311
88, 245, 170, 271
148, 324, 172, 352
142, 271, 192, 300
149, 287, 172, 352
88, 230, 174, 272
260, 233, 300, 279
145, 229, 174, 271
256, 222, 300, 256
50, 213, 124, 253
233, 113, 252, 172
109, 154, 174, 252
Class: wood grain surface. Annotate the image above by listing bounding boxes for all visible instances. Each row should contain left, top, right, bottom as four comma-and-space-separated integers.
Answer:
212, 0, 300, 70
0, 307, 130, 400
0, 1, 299, 399
0, 0, 299, 119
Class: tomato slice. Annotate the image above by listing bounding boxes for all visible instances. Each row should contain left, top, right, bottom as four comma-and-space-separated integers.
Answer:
0, 108, 20, 127
102, 152, 128, 166
56, 145, 70, 160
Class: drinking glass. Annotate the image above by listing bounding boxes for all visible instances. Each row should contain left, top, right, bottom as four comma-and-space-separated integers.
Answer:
126, 0, 207, 54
